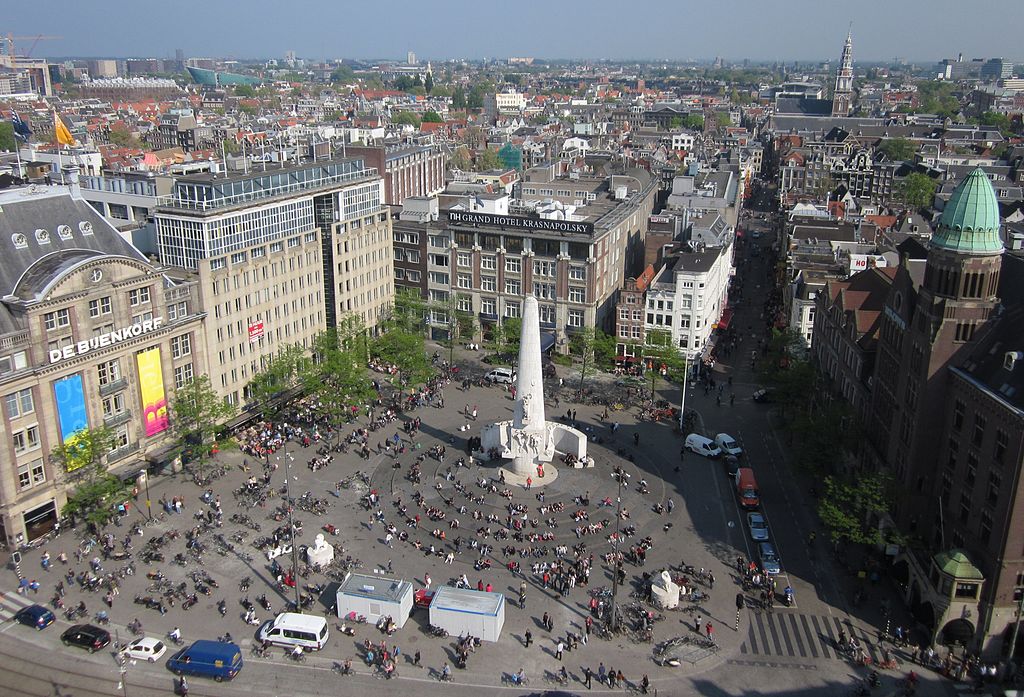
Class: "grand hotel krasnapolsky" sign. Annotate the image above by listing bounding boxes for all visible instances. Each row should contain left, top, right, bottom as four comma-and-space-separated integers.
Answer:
447, 211, 594, 235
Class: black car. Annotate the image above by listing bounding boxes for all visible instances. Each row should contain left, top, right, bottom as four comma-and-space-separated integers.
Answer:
722, 454, 741, 477
61, 624, 111, 653
14, 604, 55, 630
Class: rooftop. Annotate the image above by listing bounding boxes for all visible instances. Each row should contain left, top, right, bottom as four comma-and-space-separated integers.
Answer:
429, 585, 504, 616
931, 168, 1003, 255
337, 573, 412, 604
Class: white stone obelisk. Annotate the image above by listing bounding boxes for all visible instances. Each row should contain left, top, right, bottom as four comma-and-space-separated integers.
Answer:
513, 296, 546, 432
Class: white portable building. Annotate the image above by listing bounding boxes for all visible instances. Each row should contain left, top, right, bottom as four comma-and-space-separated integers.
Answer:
428, 586, 505, 642
335, 573, 413, 629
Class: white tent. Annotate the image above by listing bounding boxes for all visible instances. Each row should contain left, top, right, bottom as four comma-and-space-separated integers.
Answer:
336, 573, 413, 629
428, 586, 505, 642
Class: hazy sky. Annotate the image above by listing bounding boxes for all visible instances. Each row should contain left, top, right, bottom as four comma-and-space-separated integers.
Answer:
8, 0, 1022, 63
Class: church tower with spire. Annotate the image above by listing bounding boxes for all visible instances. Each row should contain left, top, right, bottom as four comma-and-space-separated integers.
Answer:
831, 29, 854, 117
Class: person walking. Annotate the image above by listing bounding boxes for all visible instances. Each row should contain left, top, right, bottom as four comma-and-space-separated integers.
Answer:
633, 432, 640, 446
585, 616, 593, 635
598, 662, 606, 685
556, 639, 564, 661
583, 666, 592, 689
424, 573, 431, 589
414, 649, 421, 667
706, 622, 714, 643
524, 629, 532, 647
694, 614, 702, 633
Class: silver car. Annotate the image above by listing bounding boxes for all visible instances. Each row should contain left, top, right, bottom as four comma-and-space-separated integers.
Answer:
747, 512, 769, 542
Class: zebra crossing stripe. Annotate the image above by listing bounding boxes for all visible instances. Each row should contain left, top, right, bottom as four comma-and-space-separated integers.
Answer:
787, 614, 807, 657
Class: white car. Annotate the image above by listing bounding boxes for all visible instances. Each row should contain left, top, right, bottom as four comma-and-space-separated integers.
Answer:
122, 636, 167, 662
747, 512, 769, 542
715, 433, 743, 457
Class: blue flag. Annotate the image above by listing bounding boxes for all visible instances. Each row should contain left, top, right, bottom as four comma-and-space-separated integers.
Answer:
10, 112, 31, 142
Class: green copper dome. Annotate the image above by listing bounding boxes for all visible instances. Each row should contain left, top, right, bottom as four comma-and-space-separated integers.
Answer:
930, 168, 1003, 255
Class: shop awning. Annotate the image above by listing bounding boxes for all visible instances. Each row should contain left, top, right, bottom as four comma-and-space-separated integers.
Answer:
718, 308, 734, 331
540, 332, 556, 353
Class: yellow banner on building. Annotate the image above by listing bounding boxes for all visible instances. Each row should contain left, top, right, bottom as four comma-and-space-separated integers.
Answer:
136, 348, 168, 437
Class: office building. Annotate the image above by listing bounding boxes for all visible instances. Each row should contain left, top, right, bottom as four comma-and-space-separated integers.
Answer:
0, 174, 204, 544
344, 144, 447, 206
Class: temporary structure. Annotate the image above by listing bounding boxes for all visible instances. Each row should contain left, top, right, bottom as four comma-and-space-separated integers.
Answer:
336, 573, 413, 628
428, 586, 505, 642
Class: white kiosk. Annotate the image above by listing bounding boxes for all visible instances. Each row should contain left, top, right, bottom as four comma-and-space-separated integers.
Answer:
428, 586, 505, 642
336, 573, 414, 629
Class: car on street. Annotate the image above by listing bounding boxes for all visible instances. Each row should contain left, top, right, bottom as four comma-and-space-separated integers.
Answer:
61, 624, 111, 653
752, 388, 772, 403
122, 637, 166, 662
722, 454, 741, 477
758, 542, 782, 574
13, 604, 55, 630
747, 512, 770, 542
715, 433, 743, 456
684, 434, 722, 458
752, 230, 762, 239
484, 368, 516, 384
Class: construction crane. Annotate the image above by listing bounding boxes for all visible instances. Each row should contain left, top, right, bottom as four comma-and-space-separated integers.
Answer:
4, 34, 62, 58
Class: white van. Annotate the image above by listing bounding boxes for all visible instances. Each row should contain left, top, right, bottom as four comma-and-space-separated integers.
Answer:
485, 368, 516, 384
257, 612, 329, 651
685, 434, 722, 458
715, 433, 743, 456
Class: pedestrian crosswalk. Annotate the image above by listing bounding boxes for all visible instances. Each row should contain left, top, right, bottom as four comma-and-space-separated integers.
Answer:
0, 591, 41, 624
740, 611, 884, 662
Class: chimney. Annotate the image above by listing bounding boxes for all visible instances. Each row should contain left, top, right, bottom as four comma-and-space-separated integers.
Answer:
63, 165, 81, 199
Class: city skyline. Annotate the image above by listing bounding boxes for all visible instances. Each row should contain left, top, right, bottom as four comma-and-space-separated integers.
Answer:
6, 0, 1023, 64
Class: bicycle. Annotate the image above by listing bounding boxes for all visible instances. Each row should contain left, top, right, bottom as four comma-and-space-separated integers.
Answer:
545, 670, 570, 687
501, 673, 530, 687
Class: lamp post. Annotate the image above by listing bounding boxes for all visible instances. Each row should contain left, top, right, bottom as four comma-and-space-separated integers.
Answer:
282, 437, 301, 613
608, 470, 625, 632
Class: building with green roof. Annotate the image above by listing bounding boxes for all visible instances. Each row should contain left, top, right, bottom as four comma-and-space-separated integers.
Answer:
930, 168, 1003, 255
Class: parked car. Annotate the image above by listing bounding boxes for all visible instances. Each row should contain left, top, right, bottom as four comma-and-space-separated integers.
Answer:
715, 433, 743, 456
758, 542, 781, 575
61, 624, 111, 653
747, 512, 769, 542
684, 434, 722, 458
752, 230, 762, 239
122, 637, 167, 662
14, 604, 55, 630
722, 454, 741, 478
752, 388, 772, 403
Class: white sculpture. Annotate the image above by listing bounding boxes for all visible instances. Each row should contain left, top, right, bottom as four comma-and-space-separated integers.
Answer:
305, 532, 335, 566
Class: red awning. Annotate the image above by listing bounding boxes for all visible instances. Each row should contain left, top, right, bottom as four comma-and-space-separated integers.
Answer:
718, 308, 734, 331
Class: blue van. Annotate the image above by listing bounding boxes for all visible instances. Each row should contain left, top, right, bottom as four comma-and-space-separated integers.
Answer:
167, 640, 243, 682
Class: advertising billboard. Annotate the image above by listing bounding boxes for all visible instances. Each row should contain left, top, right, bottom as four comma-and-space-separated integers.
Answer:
136, 348, 169, 437
53, 374, 89, 472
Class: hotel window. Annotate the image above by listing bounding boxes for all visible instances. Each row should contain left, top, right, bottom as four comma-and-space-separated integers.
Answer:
457, 252, 472, 268
406, 250, 420, 263
44, 308, 71, 331
505, 257, 521, 273
429, 234, 450, 248
504, 301, 520, 318
505, 279, 521, 295
429, 254, 449, 267
89, 296, 112, 318
972, 414, 986, 447
97, 359, 122, 386
534, 283, 555, 300
174, 362, 194, 389
428, 272, 449, 286
481, 276, 496, 292
102, 393, 125, 418
168, 301, 188, 320
231, 251, 247, 264
457, 295, 472, 312
533, 260, 555, 277
18, 458, 44, 489
568, 287, 586, 303
481, 298, 496, 315
481, 255, 496, 271
4, 388, 34, 419
569, 266, 586, 281
171, 334, 192, 359
128, 287, 151, 306
568, 309, 584, 327
406, 270, 421, 282
457, 273, 473, 289
953, 400, 965, 430
995, 429, 1008, 464
12, 424, 40, 454
539, 305, 556, 324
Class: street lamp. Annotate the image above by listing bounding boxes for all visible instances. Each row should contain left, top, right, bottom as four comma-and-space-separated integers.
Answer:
608, 470, 625, 632
282, 437, 301, 613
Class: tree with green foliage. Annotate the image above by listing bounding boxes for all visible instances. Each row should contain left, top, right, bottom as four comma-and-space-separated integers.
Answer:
422, 110, 443, 123
667, 116, 683, 131
450, 146, 471, 171
234, 84, 256, 98
52, 425, 124, 530
914, 81, 961, 119
504, 73, 521, 86
477, 148, 503, 171
980, 111, 1014, 136
592, 329, 617, 370
467, 86, 485, 110
683, 113, 705, 130
570, 328, 597, 396
392, 111, 421, 128
108, 128, 143, 149
757, 329, 815, 416
248, 344, 308, 418
169, 375, 237, 467
818, 471, 900, 547
877, 137, 915, 162
424, 71, 434, 94
643, 329, 687, 401
715, 111, 732, 129
898, 172, 939, 209
303, 324, 375, 443
330, 65, 356, 83
0, 122, 16, 152
452, 87, 466, 110
371, 325, 432, 400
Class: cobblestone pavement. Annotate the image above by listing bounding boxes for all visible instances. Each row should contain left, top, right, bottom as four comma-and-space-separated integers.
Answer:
0, 225, 966, 697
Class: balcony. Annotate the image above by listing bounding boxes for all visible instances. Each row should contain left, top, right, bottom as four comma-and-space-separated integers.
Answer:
106, 441, 140, 463
99, 378, 128, 397
103, 411, 132, 429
